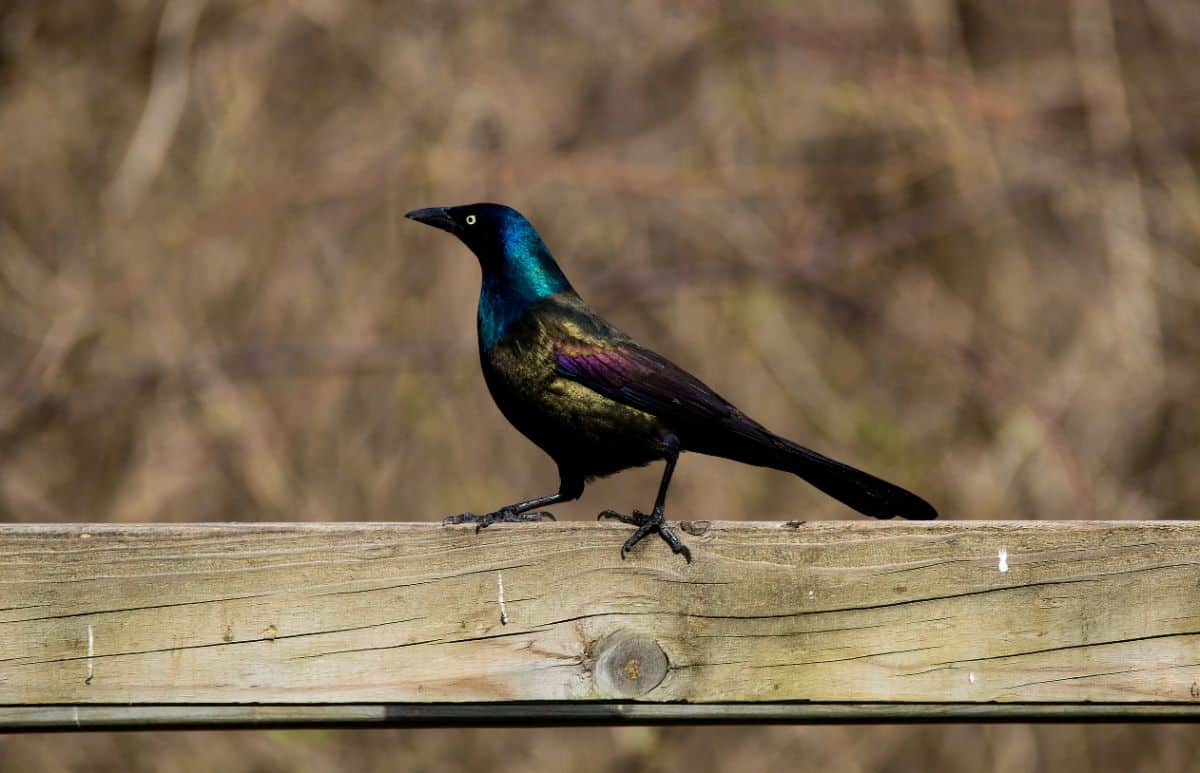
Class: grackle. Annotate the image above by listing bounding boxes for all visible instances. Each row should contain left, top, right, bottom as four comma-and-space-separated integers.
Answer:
406, 203, 936, 562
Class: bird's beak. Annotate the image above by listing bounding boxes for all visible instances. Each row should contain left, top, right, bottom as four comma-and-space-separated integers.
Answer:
404, 206, 459, 235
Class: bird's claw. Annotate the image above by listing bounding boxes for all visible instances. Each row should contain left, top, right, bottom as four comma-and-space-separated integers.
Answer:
443, 509, 556, 533
597, 508, 647, 526
598, 507, 692, 563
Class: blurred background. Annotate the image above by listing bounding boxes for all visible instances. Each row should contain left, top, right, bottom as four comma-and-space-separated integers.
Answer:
2, 0, 1199, 770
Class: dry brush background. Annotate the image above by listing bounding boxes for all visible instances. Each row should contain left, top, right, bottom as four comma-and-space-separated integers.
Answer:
2, 1, 1200, 770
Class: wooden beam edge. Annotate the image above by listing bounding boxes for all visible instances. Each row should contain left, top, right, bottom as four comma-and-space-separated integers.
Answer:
2, 520, 1196, 532
4, 703, 1200, 731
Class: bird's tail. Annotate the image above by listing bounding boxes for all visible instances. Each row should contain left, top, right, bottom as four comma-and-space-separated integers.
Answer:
767, 436, 937, 520
698, 422, 938, 520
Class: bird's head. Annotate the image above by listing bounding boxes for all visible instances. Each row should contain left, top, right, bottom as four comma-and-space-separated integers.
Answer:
405, 203, 574, 346
404, 203, 547, 269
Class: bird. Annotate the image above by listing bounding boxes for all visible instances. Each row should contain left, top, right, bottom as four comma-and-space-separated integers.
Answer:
405, 203, 937, 562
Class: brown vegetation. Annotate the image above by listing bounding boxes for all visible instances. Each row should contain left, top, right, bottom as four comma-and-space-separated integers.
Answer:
2, 1, 1199, 769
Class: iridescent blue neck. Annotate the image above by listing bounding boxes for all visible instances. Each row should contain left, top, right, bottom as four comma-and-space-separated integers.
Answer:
477, 217, 573, 350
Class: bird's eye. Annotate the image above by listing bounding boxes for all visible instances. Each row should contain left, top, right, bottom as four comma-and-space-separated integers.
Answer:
465, 214, 477, 225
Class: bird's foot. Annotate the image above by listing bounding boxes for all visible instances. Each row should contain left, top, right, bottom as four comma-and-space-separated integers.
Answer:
443, 508, 556, 534
597, 508, 692, 563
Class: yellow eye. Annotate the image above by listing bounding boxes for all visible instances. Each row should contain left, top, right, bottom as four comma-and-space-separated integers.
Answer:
465, 214, 477, 225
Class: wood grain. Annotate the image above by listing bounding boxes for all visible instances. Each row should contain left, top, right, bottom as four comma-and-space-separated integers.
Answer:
1, 521, 1199, 724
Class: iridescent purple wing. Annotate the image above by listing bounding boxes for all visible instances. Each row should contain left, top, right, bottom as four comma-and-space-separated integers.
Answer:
554, 341, 735, 423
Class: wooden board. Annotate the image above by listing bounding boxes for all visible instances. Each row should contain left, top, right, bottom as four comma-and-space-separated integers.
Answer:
1, 521, 1199, 727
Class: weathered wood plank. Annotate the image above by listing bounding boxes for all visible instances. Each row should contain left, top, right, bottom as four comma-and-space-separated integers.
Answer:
1, 521, 1198, 715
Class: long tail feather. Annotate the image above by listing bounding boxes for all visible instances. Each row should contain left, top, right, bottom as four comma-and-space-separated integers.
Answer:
771, 438, 937, 520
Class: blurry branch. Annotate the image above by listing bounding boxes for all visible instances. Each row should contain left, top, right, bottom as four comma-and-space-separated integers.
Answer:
0, 340, 443, 456
1146, 0, 1200, 45
1070, 0, 1164, 377
105, 0, 207, 215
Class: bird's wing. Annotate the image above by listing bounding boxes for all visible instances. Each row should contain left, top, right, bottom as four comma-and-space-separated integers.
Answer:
552, 338, 738, 426
552, 326, 938, 522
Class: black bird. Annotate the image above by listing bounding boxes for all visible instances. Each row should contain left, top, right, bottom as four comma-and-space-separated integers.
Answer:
406, 203, 936, 562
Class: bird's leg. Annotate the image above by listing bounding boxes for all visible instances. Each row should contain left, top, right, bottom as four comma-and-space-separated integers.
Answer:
444, 472, 585, 534
598, 437, 692, 562
443, 492, 562, 533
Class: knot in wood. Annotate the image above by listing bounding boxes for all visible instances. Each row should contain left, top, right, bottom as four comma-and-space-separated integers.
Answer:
592, 631, 668, 698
